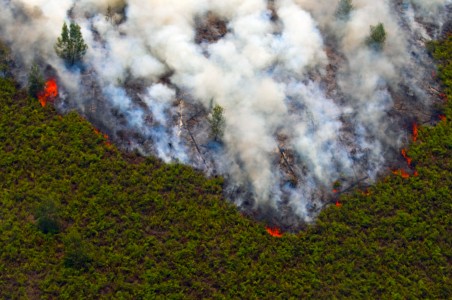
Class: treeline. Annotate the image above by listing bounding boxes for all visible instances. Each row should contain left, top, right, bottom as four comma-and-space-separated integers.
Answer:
0, 35, 451, 298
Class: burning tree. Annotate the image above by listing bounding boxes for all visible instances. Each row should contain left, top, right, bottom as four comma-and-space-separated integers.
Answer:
54, 22, 88, 66
38, 79, 58, 107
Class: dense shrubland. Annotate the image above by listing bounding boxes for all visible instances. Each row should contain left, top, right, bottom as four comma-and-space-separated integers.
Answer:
0, 36, 450, 298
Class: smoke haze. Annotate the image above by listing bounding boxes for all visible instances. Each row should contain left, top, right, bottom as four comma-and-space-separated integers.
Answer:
1, 0, 450, 228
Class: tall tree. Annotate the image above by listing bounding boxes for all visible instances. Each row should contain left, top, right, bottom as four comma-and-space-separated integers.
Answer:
209, 104, 226, 142
54, 22, 88, 66
28, 63, 45, 98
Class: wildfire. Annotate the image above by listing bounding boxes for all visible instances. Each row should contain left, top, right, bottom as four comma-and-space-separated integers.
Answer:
412, 123, 418, 142
335, 201, 342, 207
265, 227, 283, 238
94, 129, 112, 148
392, 169, 410, 179
401, 149, 412, 166
38, 79, 58, 107
439, 115, 447, 122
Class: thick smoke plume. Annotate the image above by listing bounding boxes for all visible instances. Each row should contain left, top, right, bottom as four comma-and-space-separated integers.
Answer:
1, 0, 450, 228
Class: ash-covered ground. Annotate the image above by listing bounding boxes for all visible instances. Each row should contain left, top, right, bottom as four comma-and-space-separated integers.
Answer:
1, 0, 450, 229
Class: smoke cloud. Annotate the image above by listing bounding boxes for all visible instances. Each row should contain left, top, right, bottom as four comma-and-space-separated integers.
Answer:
0, 0, 450, 228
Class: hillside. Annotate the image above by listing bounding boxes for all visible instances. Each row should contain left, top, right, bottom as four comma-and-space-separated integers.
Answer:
0, 35, 451, 298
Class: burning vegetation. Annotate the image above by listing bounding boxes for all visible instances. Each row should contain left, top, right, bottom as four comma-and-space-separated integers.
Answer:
265, 226, 283, 238
2, 0, 451, 228
38, 79, 58, 107
0, 8, 451, 295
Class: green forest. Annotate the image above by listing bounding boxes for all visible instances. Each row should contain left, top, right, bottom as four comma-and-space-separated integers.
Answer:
0, 36, 451, 298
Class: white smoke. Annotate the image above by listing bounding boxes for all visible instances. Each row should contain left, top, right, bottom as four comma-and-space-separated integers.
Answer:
0, 0, 449, 227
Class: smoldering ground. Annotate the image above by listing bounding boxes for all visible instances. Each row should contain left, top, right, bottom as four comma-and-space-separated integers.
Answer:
0, 0, 450, 229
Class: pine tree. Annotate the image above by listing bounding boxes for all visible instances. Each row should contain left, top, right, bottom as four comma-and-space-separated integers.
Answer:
28, 63, 45, 98
54, 22, 88, 66
336, 0, 353, 21
209, 104, 226, 142
366, 23, 386, 51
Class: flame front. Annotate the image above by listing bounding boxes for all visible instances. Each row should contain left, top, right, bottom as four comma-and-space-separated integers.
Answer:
38, 79, 58, 107
412, 123, 418, 142
392, 169, 410, 179
401, 149, 412, 166
266, 227, 283, 238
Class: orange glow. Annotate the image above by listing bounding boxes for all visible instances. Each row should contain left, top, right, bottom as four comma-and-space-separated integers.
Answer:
335, 201, 342, 207
266, 227, 283, 238
412, 123, 418, 142
414, 170, 419, 177
332, 189, 339, 193
93, 129, 112, 148
439, 115, 447, 122
401, 149, 412, 166
361, 189, 371, 196
392, 169, 410, 179
38, 79, 58, 107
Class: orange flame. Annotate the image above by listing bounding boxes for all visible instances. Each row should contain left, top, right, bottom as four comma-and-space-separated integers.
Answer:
439, 115, 447, 122
265, 227, 283, 238
401, 149, 412, 166
38, 79, 58, 107
412, 123, 418, 142
94, 129, 112, 148
392, 169, 410, 179
335, 201, 342, 207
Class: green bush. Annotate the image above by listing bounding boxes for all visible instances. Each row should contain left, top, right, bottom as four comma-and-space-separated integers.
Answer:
35, 199, 60, 234
63, 231, 92, 270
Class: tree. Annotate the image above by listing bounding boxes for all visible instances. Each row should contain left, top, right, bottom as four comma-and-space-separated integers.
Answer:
54, 22, 88, 66
366, 23, 386, 51
28, 63, 45, 98
63, 231, 92, 270
0, 41, 12, 77
35, 200, 60, 234
336, 0, 353, 21
209, 104, 225, 142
